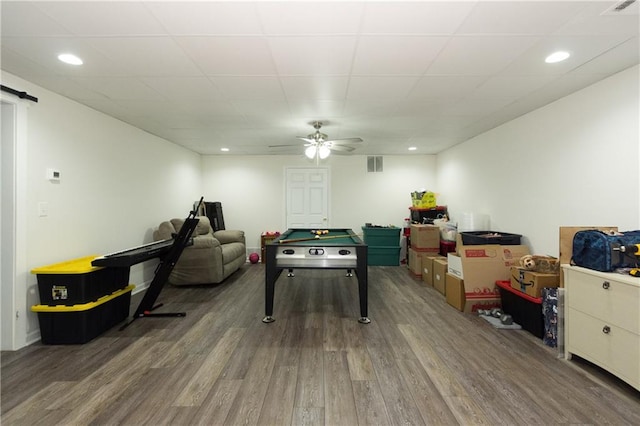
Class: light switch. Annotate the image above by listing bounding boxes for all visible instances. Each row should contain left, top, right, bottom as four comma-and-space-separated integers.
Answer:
38, 202, 48, 217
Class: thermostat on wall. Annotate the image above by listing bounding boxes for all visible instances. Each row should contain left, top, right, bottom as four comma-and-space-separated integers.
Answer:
46, 168, 60, 181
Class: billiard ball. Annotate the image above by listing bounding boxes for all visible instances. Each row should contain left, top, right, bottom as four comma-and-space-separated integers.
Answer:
322, 230, 329, 234
315, 235, 320, 239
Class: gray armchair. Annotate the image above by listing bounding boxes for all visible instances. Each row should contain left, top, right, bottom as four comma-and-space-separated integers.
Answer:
153, 216, 246, 285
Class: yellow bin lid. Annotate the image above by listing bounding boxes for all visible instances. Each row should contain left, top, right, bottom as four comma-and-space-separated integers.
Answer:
31, 255, 103, 275
31, 285, 135, 312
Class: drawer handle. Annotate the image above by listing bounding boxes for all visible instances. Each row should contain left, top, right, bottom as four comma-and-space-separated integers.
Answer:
602, 281, 610, 290
602, 325, 611, 334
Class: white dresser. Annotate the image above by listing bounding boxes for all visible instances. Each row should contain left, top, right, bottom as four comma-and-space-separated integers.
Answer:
563, 265, 640, 390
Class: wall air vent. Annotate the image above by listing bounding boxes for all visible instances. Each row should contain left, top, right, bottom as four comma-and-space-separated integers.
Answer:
367, 156, 383, 173
602, 0, 638, 14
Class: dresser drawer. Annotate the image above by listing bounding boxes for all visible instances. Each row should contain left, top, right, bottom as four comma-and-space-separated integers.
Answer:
567, 308, 640, 389
565, 269, 640, 334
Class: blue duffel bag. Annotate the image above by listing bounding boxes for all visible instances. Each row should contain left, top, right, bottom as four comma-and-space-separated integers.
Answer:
572, 230, 640, 272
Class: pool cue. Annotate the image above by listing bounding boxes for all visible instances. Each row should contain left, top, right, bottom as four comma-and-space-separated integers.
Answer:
279, 234, 362, 244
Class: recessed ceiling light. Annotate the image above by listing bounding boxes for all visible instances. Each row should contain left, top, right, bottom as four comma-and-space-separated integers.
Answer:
408, 146, 417, 151
57, 53, 83, 65
545, 51, 570, 64
220, 147, 229, 152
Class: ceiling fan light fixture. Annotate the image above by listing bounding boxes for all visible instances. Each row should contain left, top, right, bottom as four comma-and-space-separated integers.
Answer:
305, 145, 317, 159
318, 144, 331, 159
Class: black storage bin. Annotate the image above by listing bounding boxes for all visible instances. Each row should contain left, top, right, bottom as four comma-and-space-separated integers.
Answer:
409, 206, 447, 224
460, 231, 522, 245
32, 256, 129, 306
32, 285, 133, 344
496, 280, 543, 338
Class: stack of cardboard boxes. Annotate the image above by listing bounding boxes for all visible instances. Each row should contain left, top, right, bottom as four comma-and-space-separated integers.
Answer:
408, 224, 441, 282
445, 235, 530, 313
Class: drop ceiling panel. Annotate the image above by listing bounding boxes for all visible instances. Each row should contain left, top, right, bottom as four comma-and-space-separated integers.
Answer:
0, 2, 71, 36
257, 2, 364, 35
87, 37, 202, 77
34, 1, 168, 36
280, 76, 349, 100
175, 37, 278, 75
268, 36, 358, 75
146, 2, 263, 35
352, 36, 449, 75
360, 1, 477, 35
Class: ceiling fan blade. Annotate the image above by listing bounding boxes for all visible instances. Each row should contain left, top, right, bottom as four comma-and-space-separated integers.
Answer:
269, 144, 302, 148
329, 144, 356, 152
296, 137, 315, 143
324, 137, 363, 144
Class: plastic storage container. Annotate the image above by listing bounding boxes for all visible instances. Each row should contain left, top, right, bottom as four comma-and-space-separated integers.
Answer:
460, 231, 522, 245
31, 285, 134, 344
32, 256, 129, 305
362, 226, 401, 247
496, 280, 543, 338
368, 247, 401, 266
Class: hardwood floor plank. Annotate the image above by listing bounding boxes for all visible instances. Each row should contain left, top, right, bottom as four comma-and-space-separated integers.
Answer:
352, 380, 391, 425
323, 350, 359, 426
190, 379, 242, 425
257, 365, 298, 425
291, 407, 325, 426
294, 346, 325, 409
223, 346, 279, 425
173, 327, 247, 407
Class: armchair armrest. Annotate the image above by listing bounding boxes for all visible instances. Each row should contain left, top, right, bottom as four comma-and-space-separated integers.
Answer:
213, 230, 245, 245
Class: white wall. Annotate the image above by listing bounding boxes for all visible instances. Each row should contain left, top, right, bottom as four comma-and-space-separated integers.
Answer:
202, 154, 437, 252
1, 72, 202, 347
437, 65, 640, 255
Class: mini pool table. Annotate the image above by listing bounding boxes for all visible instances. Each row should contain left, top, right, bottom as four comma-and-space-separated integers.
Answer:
263, 228, 370, 324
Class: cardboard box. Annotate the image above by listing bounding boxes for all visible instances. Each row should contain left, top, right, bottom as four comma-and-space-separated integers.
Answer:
510, 267, 559, 299
457, 243, 530, 296
446, 273, 464, 310
447, 273, 502, 313
433, 258, 448, 295
463, 294, 501, 314
410, 224, 440, 251
447, 253, 463, 279
408, 248, 424, 276
421, 255, 443, 286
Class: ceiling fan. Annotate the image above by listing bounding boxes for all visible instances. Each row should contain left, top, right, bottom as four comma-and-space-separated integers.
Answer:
270, 121, 363, 161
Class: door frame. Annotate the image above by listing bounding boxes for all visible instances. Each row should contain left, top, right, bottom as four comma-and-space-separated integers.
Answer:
1, 95, 29, 350
284, 166, 331, 229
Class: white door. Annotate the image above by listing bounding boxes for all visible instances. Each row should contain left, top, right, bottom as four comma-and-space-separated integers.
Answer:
1, 101, 15, 350
286, 167, 329, 228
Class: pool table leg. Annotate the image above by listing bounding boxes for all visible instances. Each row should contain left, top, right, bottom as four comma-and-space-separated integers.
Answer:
356, 245, 370, 324
263, 245, 282, 323
345, 269, 353, 277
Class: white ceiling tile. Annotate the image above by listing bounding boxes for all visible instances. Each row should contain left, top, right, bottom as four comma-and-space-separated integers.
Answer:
426, 36, 540, 75
285, 100, 345, 118
257, 2, 364, 35
472, 75, 558, 98
268, 36, 357, 75
210, 76, 285, 100
0, 2, 71, 36
409, 75, 489, 99
555, 2, 640, 36
231, 99, 291, 116
173, 100, 243, 117
35, 2, 167, 36
501, 34, 633, 76
146, 2, 263, 35
73, 77, 165, 100
175, 37, 278, 75
141, 77, 224, 101
456, 1, 589, 35
361, 1, 477, 35
87, 37, 202, 77
1, 37, 130, 77
280, 76, 349, 100
572, 36, 639, 75
442, 97, 518, 117
352, 36, 449, 75
347, 76, 420, 100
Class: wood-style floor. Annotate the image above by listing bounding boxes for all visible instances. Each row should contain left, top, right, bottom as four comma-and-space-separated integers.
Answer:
2, 264, 639, 425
